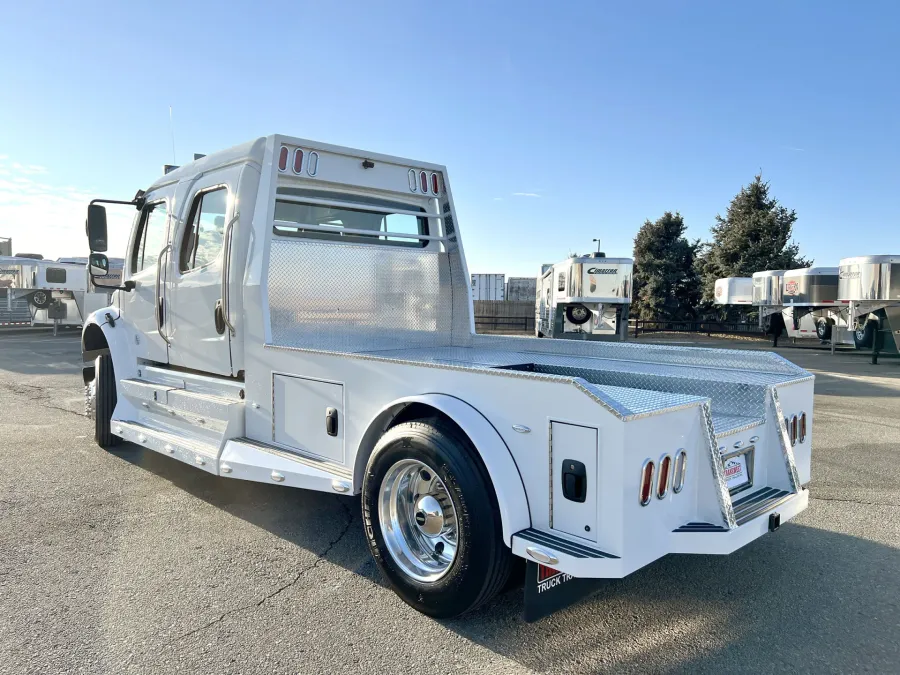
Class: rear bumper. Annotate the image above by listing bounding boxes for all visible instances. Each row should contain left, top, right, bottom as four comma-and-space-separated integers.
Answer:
512, 488, 809, 579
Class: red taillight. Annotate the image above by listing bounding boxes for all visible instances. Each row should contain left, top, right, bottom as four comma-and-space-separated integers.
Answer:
657, 455, 672, 499
790, 415, 798, 446
672, 450, 687, 493
293, 148, 303, 174
420, 171, 428, 193
278, 146, 289, 171
431, 172, 440, 194
799, 412, 807, 443
639, 460, 655, 506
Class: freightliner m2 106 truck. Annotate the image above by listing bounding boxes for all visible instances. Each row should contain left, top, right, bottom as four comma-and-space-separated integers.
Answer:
81, 136, 813, 620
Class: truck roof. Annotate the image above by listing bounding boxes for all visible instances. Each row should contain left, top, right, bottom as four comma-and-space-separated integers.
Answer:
146, 135, 447, 192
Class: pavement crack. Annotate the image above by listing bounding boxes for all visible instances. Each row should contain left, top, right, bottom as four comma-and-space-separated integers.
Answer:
4, 381, 85, 419
811, 495, 899, 507
170, 499, 356, 644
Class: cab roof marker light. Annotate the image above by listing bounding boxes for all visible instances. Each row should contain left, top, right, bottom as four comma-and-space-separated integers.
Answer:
307, 151, 319, 176
431, 172, 440, 195
640, 459, 655, 506
408, 168, 418, 192
420, 171, 429, 193
277, 146, 289, 172
292, 148, 304, 175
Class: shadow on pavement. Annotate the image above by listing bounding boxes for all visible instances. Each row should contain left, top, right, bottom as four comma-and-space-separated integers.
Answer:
113, 444, 899, 673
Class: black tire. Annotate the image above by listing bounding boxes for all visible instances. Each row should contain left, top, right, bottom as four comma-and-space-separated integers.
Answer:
94, 354, 120, 448
30, 290, 51, 309
565, 303, 591, 325
854, 321, 876, 349
816, 319, 832, 341
362, 418, 512, 618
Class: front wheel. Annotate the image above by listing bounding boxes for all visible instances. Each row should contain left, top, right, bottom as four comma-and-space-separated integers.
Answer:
362, 419, 512, 618
91, 354, 120, 448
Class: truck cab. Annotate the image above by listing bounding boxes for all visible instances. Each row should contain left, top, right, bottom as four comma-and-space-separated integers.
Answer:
82, 135, 813, 620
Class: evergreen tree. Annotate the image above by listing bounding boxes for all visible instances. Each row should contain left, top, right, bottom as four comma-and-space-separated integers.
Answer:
698, 174, 810, 303
631, 211, 701, 320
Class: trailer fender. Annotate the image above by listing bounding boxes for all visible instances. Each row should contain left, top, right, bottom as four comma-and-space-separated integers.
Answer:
356, 394, 531, 546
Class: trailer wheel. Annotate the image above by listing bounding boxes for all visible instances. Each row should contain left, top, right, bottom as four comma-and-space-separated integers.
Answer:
565, 303, 591, 325
30, 290, 51, 309
854, 321, 876, 349
92, 354, 120, 448
363, 419, 512, 618
816, 319, 832, 341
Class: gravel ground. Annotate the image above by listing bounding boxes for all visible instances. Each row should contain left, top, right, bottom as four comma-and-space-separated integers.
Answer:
0, 330, 898, 674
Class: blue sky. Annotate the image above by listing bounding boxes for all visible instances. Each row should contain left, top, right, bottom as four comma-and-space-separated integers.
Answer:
1, 1, 896, 275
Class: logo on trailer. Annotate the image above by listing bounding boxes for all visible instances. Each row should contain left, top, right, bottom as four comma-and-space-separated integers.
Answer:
785, 280, 799, 295
587, 267, 617, 275
839, 268, 860, 280
536, 565, 574, 593
715, 286, 723, 298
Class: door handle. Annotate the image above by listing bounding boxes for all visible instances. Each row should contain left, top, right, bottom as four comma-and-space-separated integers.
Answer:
220, 212, 239, 337
155, 244, 172, 345
214, 299, 226, 335
325, 407, 339, 437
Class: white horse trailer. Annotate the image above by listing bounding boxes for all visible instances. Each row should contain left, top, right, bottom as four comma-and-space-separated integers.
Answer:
838, 255, 900, 353
714, 277, 753, 306
0, 256, 111, 327
80, 136, 813, 621
536, 254, 632, 341
780, 268, 853, 344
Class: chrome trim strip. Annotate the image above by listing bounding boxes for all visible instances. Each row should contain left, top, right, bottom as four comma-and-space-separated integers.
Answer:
274, 194, 441, 220
700, 402, 738, 529
221, 213, 239, 337
154, 244, 172, 346
770, 387, 801, 493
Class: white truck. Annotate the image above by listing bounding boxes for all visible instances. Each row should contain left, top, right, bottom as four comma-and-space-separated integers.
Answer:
536, 253, 633, 340
81, 136, 813, 620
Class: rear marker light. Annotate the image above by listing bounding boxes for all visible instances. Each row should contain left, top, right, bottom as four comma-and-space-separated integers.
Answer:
657, 454, 672, 499
307, 151, 319, 176
798, 412, 807, 443
672, 450, 687, 494
790, 415, 798, 446
639, 459, 655, 506
420, 171, 428, 193
431, 172, 440, 194
277, 146, 289, 172
292, 148, 304, 174
408, 168, 418, 192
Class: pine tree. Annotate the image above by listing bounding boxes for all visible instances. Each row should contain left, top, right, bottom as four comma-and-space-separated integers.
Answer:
632, 212, 701, 320
698, 174, 810, 303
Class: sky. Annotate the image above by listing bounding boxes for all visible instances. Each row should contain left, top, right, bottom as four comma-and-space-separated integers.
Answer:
0, 0, 897, 275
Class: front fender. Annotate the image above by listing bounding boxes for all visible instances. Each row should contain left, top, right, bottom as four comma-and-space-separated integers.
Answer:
357, 393, 531, 545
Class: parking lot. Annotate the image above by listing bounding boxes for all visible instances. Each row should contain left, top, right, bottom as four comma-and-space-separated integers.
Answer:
1, 331, 898, 674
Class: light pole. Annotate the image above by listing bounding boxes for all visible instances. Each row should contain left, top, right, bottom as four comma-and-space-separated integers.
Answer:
592, 238, 602, 255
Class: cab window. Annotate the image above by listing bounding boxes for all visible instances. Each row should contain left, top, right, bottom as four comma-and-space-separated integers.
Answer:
131, 202, 168, 274
180, 188, 228, 272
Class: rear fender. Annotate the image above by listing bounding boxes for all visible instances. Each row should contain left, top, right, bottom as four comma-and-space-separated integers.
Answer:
357, 394, 531, 545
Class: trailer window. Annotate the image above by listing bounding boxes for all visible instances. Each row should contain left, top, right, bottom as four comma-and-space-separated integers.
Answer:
273, 188, 428, 248
131, 202, 168, 274
180, 188, 228, 272
46, 268, 66, 284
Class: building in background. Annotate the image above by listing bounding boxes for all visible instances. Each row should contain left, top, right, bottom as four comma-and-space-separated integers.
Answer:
506, 277, 537, 302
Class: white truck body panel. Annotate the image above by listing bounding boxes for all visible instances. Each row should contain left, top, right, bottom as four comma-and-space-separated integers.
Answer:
83, 135, 812, 590
471, 273, 505, 301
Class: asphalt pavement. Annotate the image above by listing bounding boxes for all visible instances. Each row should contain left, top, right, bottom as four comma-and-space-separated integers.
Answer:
0, 331, 898, 674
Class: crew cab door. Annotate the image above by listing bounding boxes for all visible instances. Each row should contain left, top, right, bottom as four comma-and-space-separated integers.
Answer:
165, 168, 238, 376
121, 190, 175, 365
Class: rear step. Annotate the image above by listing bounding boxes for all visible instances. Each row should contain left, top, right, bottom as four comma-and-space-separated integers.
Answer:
733, 487, 793, 525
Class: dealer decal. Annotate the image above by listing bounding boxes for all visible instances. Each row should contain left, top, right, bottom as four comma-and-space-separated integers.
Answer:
536, 565, 573, 593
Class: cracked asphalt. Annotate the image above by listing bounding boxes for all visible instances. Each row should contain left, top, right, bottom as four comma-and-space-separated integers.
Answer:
1, 331, 899, 674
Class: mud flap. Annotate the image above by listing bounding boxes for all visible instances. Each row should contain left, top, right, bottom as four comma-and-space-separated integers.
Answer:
523, 561, 607, 622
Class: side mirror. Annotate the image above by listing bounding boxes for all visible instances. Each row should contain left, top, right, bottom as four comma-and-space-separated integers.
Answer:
86, 204, 108, 252
89, 253, 109, 278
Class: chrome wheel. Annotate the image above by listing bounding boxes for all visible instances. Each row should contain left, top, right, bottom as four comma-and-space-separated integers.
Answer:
570, 305, 589, 321
378, 459, 458, 582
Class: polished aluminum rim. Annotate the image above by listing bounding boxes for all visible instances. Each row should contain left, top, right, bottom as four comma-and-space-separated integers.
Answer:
378, 459, 458, 582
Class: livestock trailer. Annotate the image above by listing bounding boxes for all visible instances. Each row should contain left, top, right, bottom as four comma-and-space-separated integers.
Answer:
536, 253, 632, 340
838, 255, 900, 353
